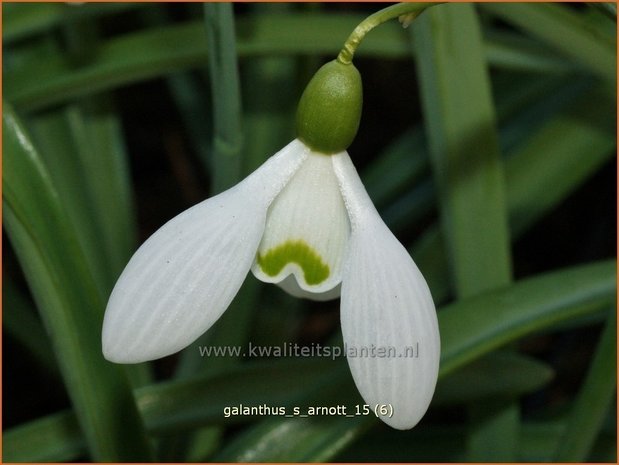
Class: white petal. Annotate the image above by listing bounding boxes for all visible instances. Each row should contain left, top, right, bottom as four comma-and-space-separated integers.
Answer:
251, 148, 350, 298
102, 139, 308, 363
333, 152, 440, 430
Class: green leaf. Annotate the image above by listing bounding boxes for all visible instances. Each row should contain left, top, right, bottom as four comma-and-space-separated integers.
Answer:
3, 275, 60, 378
216, 414, 373, 462
26, 108, 112, 297
495, 75, 593, 155
64, 100, 138, 279
2, 104, 152, 461
381, 179, 434, 234
433, 352, 554, 406
23, 105, 147, 389
336, 419, 616, 462
26, 103, 137, 295
586, 2, 617, 20
364, 74, 594, 245
2, 3, 143, 44
555, 310, 617, 461
166, 71, 213, 172
413, 85, 615, 304
65, 99, 150, 387
482, 29, 577, 73
2, 2, 65, 43
3, 358, 340, 462
505, 87, 616, 237
414, 3, 512, 297
414, 5, 516, 458
5, 13, 578, 112
3, 410, 85, 463
241, 54, 298, 173
211, 367, 364, 462
362, 128, 429, 209
480, 3, 616, 84
138, 358, 342, 434
439, 261, 615, 377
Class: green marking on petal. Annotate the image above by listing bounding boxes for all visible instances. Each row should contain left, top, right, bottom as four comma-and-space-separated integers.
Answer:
257, 240, 330, 285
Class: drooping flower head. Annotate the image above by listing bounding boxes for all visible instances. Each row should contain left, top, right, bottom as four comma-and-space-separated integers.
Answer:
102, 58, 440, 430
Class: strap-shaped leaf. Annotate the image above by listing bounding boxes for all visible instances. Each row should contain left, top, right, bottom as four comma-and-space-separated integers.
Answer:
3, 104, 152, 461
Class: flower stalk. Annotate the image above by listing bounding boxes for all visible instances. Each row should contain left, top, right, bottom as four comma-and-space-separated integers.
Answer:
337, 2, 441, 65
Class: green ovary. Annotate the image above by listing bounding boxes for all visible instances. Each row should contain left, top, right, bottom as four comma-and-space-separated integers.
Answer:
257, 240, 330, 285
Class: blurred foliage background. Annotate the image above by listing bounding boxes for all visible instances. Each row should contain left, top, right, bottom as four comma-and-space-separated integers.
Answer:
2, 2, 617, 462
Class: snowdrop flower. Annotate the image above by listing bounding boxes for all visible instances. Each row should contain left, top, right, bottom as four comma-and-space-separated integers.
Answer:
103, 60, 440, 430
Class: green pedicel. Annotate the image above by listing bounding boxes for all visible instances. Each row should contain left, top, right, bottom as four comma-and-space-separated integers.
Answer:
257, 240, 330, 285
296, 60, 362, 154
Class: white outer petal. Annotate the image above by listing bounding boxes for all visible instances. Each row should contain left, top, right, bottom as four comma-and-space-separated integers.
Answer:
102, 139, 309, 363
332, 152, 440, 430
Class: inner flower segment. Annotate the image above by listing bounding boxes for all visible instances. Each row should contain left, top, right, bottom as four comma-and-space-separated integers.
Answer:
251, 149, 350, 298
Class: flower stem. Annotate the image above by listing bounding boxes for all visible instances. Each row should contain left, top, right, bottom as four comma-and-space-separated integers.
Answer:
337, 2, 442, 65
